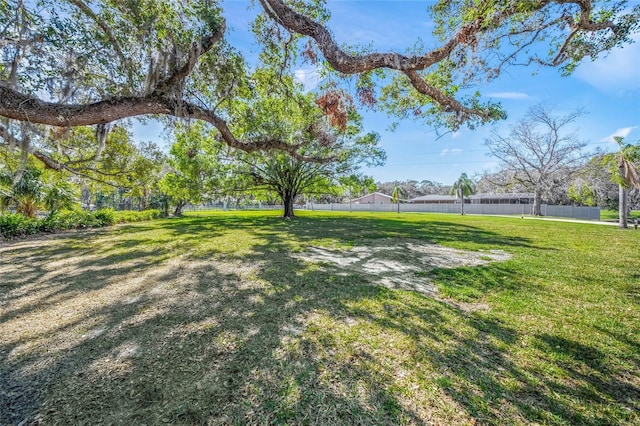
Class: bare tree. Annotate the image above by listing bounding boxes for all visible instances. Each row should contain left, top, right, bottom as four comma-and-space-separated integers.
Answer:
475, 169, 528, 194
485, 105, 589, 215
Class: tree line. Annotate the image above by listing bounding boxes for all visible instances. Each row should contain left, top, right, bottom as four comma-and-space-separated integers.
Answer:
1, 0, 639, 224
3, 103, 639, 226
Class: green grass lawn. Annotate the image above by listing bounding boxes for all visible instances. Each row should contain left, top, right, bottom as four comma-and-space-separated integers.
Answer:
601, 209, 640, 221
1, 211, 639, 425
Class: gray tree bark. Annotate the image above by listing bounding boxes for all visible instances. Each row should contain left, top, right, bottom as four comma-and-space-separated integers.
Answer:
619, 185, 628, 228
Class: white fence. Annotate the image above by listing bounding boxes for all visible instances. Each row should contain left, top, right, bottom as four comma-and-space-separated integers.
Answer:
186, 204, 283, 212
307, 203, 601, 220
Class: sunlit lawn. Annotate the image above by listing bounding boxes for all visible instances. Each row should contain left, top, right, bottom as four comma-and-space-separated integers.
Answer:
1, 210, 638, 425
601, 209, 640, 221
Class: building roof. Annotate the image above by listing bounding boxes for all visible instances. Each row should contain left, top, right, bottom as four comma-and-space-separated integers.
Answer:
409, 194, 458, 202
469, 192, 535, 200
350, 192, 393, 202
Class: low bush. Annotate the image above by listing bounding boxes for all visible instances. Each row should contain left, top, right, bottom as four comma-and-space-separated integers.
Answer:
0, 213, 40, 239
0, 209, 163, 240
113, 209, 162, 223
94, 208, 115, 226
45, 210, 102, 230
38, 212, 60, 232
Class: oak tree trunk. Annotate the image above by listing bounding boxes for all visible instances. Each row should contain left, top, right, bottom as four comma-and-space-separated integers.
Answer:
140, 188, 148, 211
283, 194, 295, 219
174, 200, 187, 217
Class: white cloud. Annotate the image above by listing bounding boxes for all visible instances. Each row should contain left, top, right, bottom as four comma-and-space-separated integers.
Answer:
600, 126, 638, 143
574, 34, 640, 92
294, 67, 321, 92
486, 92, 529, 100
440, 148, 463, 156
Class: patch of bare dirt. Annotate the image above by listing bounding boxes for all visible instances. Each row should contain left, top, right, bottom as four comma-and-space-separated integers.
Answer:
292, 241, 511, 298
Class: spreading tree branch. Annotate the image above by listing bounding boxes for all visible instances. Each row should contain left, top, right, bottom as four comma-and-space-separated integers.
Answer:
153, 21, 227, 94
0, 123, 127, 187
0, 0, 633, 162
259, 0, 626, 120
0, 86, 331, 164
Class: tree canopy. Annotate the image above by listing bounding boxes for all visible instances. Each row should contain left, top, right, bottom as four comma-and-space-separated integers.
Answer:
1, 0, 638, 167
158, 122, 225, 215
162, 70, 385, 218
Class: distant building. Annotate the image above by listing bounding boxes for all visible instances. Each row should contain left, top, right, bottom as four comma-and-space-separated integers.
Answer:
409, 194, 459, 204
469, 193, 535, 204
350, 192, 394, 204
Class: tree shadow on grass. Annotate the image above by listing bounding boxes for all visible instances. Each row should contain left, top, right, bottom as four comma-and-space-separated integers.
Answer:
339, 280, 639, 424
0, 226, 193, 325
1, 244, 430, 423
593, 325, 640, 371
533, 334, 640, 414
282, 214, 536, 249
2, 213, 634, 425
431, 323, 638, 425
429, 264, 525, 301
168, 211, 538, 250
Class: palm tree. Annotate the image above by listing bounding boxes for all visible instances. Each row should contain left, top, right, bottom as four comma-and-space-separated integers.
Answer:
1, 167, 45, 217
604, 137, 640, 228
391, 184, 405, 213
450, 173, 475, 215
0, 167, 77, 217
43, 180, 77, 214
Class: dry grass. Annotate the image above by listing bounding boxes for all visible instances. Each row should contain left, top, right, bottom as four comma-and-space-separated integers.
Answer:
1, 211, 639, 425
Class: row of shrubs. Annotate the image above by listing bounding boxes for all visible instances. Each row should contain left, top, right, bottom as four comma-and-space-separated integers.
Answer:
0, 209, 163, 240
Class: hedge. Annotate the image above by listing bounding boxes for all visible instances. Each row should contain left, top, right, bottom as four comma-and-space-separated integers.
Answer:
113, 209, 162, 223
0, 214, 40, 239
0, 209, 163, 241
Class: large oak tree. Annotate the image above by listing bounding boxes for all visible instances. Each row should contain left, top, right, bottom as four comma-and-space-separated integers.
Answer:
163, 69, 385, 218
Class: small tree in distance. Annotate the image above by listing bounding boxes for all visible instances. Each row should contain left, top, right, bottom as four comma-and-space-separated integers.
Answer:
227, 69, 385, 219
391, 185, 406, 214
245, 155, 334, 219
241, 126, 384, 219
159, 123, 224, 216
339, 175, 376, 201
450, 173, 475, 215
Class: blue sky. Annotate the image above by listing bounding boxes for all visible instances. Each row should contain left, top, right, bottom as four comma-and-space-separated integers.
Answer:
134, 0, 640, 185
